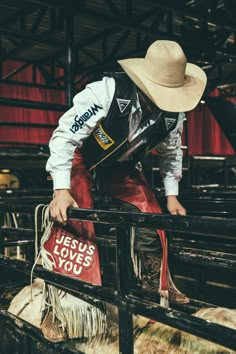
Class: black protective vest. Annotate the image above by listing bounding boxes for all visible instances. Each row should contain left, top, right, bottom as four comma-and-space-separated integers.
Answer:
81, 73, 178, 170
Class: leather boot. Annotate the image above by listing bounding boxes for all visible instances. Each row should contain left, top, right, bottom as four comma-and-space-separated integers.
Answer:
136, 252, 189, 305
137, 252, 161, 301
41, 312, 68, 343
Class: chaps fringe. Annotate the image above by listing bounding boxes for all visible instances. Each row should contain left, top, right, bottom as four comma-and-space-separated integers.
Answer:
34, 205, 107, 339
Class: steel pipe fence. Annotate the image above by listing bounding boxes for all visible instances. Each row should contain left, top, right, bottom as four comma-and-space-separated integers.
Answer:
0, 310, 83, 354
1, 227, 236, 271
0, 206, 236, 353
0, 255, 236, 352
0, 203, 236, 354
67, 207, 236, 238
1, 203, 236, 237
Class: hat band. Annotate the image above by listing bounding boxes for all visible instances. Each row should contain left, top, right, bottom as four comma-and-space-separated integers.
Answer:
143, 71, 186, 88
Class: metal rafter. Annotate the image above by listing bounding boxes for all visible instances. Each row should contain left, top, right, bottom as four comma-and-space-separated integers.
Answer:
218, 86, 236, 98
0, 0, 235, 90
103, 0, 123, 18
0, 61, 65, 89
0, 25, 64, 47
107, 31, 131, 60
31, 6, 48, 33
1, 63, 30, 81
27, 0, 236, 31
41, 7, 236, 64
1, 3, 235, 65
37, 64, 64, 87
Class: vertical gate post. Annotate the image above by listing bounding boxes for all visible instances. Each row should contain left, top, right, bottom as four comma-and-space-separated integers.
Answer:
65, 11, 75, 106
116, 225, 134, 354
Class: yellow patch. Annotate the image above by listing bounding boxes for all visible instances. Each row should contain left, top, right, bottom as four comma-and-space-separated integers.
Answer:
93, 124, 115, 150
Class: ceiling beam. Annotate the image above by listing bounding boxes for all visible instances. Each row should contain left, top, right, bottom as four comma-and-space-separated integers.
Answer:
0, 26, 64, 47
28, 0, 236, 32
1, 3, 236, 63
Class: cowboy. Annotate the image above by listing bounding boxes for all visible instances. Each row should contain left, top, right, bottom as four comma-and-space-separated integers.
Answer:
42, 40, 207, 342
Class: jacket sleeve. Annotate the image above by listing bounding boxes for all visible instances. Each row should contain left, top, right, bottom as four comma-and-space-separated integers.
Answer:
154, 112, 185, 196
46, 77, 115, 190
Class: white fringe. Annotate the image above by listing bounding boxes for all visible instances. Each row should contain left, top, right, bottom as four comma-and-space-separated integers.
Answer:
159, 260, 169, 308
34, 204, 107, 339
130, 226, 139, 278
167, 267, 184, 295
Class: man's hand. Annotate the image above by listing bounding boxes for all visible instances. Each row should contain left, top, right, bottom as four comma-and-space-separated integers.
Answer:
49, 189, 78, 224
167, 195, 186, 216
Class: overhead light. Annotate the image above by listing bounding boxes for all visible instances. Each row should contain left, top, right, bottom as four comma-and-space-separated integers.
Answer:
0, 169, 10, 173
200, 100, 205, 104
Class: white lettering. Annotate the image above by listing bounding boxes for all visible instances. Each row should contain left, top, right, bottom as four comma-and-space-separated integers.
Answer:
63, 236, 71, 247
71, 239, 78, 249
69, 250, 77, 261
73, 264, 83, 275
56, 235, 65, 244
87, 245, 96, 255
76, 253, 84, 264
83, 255, 92, 267
78, 242, 87, 253
53, 245, 60, 255
61, 247, 69, 258
64, 261, 73, 272
58, 257, 66, 268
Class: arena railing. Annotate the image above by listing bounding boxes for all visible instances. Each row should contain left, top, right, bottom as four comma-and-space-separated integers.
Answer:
0, 205, 236, 353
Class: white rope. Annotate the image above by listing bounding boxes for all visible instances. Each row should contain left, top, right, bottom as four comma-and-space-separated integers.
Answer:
30, 204, 53, 302
159, 260, 169, 308
34, 204, 107, 338
167, 267, 183, 295
130, 226, 140, 278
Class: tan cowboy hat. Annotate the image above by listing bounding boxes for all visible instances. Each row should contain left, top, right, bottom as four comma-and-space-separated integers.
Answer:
118, 40, 207, 112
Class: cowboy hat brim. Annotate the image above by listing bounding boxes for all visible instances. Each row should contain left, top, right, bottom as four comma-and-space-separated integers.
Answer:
118, 58, 207, 112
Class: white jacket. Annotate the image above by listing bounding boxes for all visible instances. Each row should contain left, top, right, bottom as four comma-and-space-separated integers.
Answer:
46, 77, 184, 196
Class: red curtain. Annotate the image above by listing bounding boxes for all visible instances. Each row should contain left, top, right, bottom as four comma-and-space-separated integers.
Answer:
187, 91, 235, 156
0, 62, 235, 155
0, 61, 65, 145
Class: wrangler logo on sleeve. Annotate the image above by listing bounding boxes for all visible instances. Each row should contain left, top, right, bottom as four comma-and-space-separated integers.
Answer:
70, 103, 102, 134
93, 124, 114, 150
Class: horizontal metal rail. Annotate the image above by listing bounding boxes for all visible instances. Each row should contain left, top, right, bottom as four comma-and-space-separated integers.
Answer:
0, 197, 51, 204
1, 204, 236, 352
171, 236, 236, 250
0, 255, 236, 351
1, 228, 236, 271
0, 228, 35, 238
68, 207, 236, 238
0, 189, 51, 196
170, 246, 236, 270
1, 204, 236, 238
0, 204, 43, 213
0, 311, 84, 354
0, 240, 33, 247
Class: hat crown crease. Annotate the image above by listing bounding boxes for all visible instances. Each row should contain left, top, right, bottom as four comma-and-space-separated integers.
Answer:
143, 41, 187, 88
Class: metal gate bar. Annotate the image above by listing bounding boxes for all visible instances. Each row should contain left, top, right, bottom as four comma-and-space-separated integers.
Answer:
0, 310, 84, 354
1, 206, 236, 353
0, 255, 236, 351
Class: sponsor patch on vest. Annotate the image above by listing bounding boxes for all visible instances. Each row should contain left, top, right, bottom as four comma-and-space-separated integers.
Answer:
165, 116, 177, 130
116, 98, 131, 113
93, 124, 114, 150
70, 103, 102, 134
